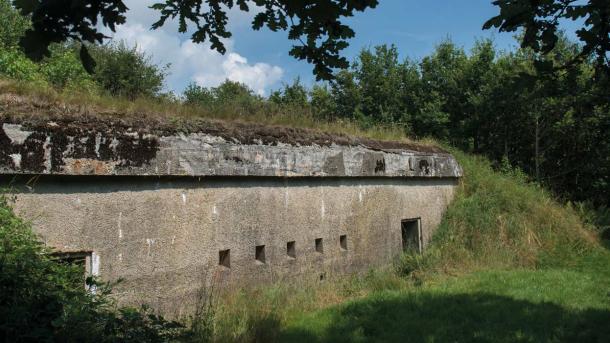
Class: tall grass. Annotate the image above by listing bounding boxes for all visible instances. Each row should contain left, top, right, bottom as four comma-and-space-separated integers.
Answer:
397, 148, 598, 278
0, 78, 411, 143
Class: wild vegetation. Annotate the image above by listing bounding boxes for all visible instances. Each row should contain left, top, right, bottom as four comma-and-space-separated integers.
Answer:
0, 194, 186, 342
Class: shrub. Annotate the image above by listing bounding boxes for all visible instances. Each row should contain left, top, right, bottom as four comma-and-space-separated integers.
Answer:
0, 47, 44, 83
89, 42, 167, 99
0, 0, 29, 48
183, 80, 267, 116
40, 45, 99, 93
0, 195, 184, 342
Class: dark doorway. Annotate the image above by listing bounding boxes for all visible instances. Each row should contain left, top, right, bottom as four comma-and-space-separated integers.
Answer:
219, 249, 230, 268
401, 218, 422, 253
255, 245, 266, 264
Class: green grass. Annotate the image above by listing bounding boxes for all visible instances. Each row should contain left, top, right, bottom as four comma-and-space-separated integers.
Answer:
280, 251, 610, 342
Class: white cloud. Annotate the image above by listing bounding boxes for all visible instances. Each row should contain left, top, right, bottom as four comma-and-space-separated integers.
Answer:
105, 1, 283, 95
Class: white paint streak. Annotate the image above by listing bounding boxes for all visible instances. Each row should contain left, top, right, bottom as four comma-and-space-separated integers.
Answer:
284, 188, 289, 208
212, 205, 218, 215
117, 212, 123, 239
118, 253, 123, 262
321, 199, 325, 218
182, 192, 187, 204
146, 238, 155, 256
359, 190, 363, 203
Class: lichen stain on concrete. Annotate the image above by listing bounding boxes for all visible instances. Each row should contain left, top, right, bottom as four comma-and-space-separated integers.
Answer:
374, 158, 386, 173
0, 123, 159, 173
361, 152, 386, 176
322, 152, 345, 175
419, 159, 431, 175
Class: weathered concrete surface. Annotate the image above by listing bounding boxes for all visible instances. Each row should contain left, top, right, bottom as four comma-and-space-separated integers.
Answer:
0, 122, 462, 178
8, 176, 457, 317
0, 114, 462, 317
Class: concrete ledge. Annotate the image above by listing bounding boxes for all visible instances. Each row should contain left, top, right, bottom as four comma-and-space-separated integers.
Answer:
0, 122, 462, 178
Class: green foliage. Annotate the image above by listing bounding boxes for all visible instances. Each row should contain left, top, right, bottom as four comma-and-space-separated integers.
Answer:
0, 4, 166, 98
89, 42, 167, 99
0, 195, 184, 342
0, 47, 44, 82
0, 0, 29, 48
485, 0, 610, 75
14, 0, 379, 81
39, 45, 98, 92
184, 80, 264, 115
269, 78, 309, 108
305, 37, 610, 206
309, 84, 336, 120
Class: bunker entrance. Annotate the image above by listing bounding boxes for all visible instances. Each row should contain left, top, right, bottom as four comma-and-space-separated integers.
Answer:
401, 218, 422, 253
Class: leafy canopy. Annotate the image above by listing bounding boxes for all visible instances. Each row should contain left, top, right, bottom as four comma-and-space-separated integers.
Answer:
13, 0, 379, 80
11, 0, 610, 79
485, 0, 610, 73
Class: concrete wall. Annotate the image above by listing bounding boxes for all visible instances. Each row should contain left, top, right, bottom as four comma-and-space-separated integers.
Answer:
1, 117, 461, 317
9, 176, 456, 317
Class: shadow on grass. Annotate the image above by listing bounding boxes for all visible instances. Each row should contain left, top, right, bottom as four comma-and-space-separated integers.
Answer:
280, 292, 610, 343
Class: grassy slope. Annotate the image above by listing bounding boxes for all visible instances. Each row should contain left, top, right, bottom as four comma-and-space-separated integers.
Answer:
201, 149, 609, 342
277, 151, 610, 342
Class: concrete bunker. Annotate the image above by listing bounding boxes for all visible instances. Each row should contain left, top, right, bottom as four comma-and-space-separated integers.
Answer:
0, 114, 462, 316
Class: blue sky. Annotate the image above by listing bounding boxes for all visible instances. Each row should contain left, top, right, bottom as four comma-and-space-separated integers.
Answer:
110, 1, 580, 95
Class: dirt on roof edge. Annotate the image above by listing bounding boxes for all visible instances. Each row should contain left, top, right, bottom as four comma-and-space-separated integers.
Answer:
0, 93, 447, 154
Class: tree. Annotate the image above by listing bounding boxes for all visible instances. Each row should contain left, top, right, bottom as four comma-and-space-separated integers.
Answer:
269, 78, 309, 108
0, 0, 28, 48
485, 0, 610, 74
13, 0, 379, 80
89, 41, 168, 99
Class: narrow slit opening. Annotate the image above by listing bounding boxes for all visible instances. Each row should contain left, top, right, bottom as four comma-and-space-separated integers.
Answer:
315, 238, 324, 253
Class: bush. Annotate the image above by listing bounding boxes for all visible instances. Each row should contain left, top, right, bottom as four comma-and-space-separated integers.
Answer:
183, 80, 267, 116
0, 47, 45, 83
40, 45, 99, 93
0, 0, 29, 48
0, 195, 184, 342
90, 42, 167, 99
